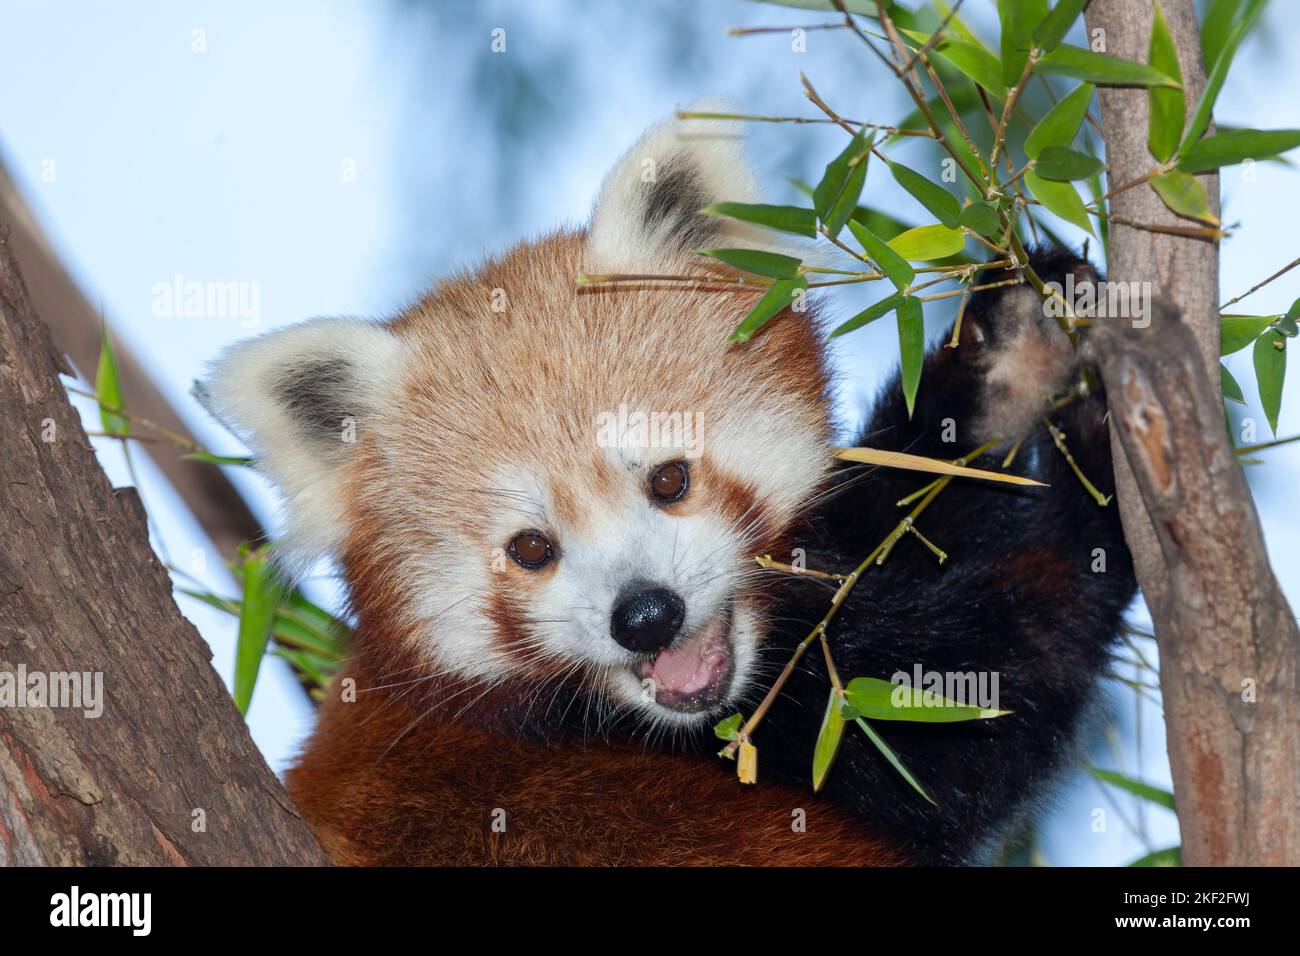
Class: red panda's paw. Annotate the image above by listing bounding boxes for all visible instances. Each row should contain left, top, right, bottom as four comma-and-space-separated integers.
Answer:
961, 258, 1097, 445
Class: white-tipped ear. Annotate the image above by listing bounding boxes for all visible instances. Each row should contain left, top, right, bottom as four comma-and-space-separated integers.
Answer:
585, 102, 778, 273
195, 318, 406, 564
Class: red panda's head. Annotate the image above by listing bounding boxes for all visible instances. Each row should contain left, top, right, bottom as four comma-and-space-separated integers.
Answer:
201, 112, 834, 729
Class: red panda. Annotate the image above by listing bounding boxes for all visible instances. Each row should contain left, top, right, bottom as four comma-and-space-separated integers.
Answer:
200, 112, 1134, 866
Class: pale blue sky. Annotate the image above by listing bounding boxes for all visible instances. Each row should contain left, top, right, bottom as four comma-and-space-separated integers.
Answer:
2, 0, 1295, 865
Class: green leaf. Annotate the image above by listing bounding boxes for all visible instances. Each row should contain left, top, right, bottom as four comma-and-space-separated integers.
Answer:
887, 224, 966, 261
1034, 145, 1104, 181
1149, 170, 1217, 224
1179, 129, 1300, 173
812, 690, 848, 792
1200, 0, 1238, 70
1035, 45, 1181, 88
728, 275, 807, 343
1025, 82, 1094, 159
1146, 2, 1184, 163
1024, 168, 1095, 235
958, 202, 1002, 239
713, 712, 743, 742
900, 29, 1006, 95
829, 292, 904, 339
1129, 846, 1182, 867
95, 330, 130, 438
847, 219, 914, 290
813, 131, 872, 238
233, 549, 281, 715
887, 159, 961, 228
843, 675, 1011, 722
1253, 330, 1286, 436
1221, 363, 1246, 405
1221, 314, 1277, 355
1088, 767, 1175, 810
698, 248, 802, 279
854, 718, 935, 804
704, 202, 818, 238
897, 296, 925, 419
181, 451, 254, 466
1180, 0, 1267, 152
1033, 0, 1090, 54
999, 0, 1049, 86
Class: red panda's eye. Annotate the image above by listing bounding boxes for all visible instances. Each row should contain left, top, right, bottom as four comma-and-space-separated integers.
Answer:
650, 461, 689, 502
508, 531, 554, 569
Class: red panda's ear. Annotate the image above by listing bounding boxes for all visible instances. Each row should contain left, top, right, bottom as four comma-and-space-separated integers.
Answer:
193, 318, 406, 566
585, 103, 786, 274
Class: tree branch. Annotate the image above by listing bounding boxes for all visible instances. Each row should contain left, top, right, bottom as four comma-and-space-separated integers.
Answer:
1085, 0, 1299, 866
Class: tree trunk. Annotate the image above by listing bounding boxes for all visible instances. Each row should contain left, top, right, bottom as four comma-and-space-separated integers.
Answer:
0, 230, 327, 865
0, 155, 267, 562
1084, 0, 1299, 866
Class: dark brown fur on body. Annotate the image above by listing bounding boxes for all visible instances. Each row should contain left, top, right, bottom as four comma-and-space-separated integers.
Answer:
286, 654, 901, 866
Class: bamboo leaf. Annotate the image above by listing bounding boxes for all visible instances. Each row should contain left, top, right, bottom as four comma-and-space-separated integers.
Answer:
1180, 0, 1267, 152
704, 201, 817, 238
233, 549, 281, 715
1035, 45, 1181, 88
729, 276, 807, 343
1149, 170, 1218, 224
95, 330, 130, 438
1146, 2, 1185, 163
887, 224, 967, 261
812, 690, 848, 792
887, 158, 961, 228
1025, 82, 1094, 159
1024, 168, 1095, 235
1221, 314, 1277, 355
1088, 767, 1176, 810
1034, 145, 1104, 181
958, 202, 1001, 239
897, 295, 925, 418
181, 451, 254, 466
1178, 128, 1300, 173
847, 219, 914, 290
834, 446, 1048, 487
1033, 0, 1090, 54
1253, 330, 1286, 436
813, 130, 872, 238
999, 0, 1049, 86
713, 712, 743, 742
698, 247, 802, 279
1199, 0, 1238, 70
829, 293, 904, 339
900, 28, 1006, 96
1221, 363, 1246, 405
843, 676, 1011, 722
854, 718, 936, 804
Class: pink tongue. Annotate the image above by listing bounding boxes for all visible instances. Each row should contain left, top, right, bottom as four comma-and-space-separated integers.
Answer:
648, 619, 724, 694
651, 636, 708, 691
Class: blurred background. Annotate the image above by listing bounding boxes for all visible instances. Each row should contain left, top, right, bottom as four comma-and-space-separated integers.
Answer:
1, 0, 1295, 865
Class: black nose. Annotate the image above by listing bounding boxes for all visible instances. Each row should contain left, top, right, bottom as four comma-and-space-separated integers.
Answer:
610, 585, 686, 653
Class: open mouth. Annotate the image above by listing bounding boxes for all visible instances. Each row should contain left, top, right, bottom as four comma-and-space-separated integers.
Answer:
634, 607, 734, 713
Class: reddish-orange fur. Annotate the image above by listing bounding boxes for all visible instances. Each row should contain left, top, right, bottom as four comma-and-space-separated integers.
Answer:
287, 658, 903, 866
282, 233, 902, 865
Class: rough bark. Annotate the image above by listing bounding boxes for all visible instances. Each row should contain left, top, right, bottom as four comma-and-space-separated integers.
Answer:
0, 230, 328, 865
0, 155, 266, 562
1084, 0, 1299, 866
